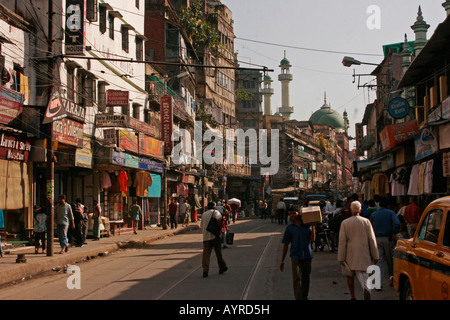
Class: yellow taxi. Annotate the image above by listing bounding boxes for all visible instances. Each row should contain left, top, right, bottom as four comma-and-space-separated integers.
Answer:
393, 196, 450, 300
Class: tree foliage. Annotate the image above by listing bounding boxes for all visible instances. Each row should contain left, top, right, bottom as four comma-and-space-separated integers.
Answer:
179, 0, 220, 49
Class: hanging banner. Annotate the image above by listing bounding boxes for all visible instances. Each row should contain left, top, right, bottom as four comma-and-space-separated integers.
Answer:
106, 90, 129, 106
160, 96, 173, 156
138, 133, 164, 159
65, 0, 85, 55
117, 130, 138, 154
415, 127, 437, 161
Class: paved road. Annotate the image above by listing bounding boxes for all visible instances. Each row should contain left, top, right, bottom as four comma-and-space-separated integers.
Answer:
0, 219, 398, 301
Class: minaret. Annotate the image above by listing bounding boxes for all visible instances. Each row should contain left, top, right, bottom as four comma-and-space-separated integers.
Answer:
401, 34, 412, 75
278, 51, 294, 120
411, 6, 430, 58
261, 75, 274, 115
443, 0, 450, 16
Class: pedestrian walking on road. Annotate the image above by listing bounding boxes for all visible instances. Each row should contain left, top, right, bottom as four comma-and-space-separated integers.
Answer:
280, 209, 316, 300
55, 194, 75, 254
338, 201, 379, 300
168, 197, 178, 229
201, 202, 228, 278
82, 205, 89, 244
130, 198, 142, 235
92, 200, 102, 241
276, 198, 286, 225
180, 199, 190, 227
370, 196, 400, 289
33, 206, 47, 254
71, 199, 85, 247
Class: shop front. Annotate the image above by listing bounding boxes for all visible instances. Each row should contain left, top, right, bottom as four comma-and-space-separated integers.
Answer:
0, 131, 32, 239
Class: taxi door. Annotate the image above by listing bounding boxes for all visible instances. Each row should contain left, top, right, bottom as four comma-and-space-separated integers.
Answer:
429, 209, 450, 300
412, 208, 443, 299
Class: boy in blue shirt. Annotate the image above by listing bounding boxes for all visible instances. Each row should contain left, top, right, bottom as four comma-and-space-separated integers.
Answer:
280, 209, 316, 300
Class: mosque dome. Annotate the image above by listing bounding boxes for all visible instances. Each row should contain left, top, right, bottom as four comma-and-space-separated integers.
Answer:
309, 94, 346, 131
280, 57, 291, 67
264, 75, 272, 81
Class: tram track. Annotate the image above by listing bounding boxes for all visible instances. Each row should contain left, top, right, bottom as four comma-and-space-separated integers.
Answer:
154, 220, 285, 300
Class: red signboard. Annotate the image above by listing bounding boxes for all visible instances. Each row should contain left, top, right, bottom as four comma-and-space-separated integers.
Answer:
139, 133, 164, 159
52, 118, 84, 148
160, 96, 173, 156
106, 90, 129, 106
379, 120, 419, 151
0, 133, 31, 162
117, 130, 138, 154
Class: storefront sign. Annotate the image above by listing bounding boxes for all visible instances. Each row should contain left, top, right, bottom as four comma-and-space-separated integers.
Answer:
103, 128, 116, 145
379, 120, 419, 151
75, 148, 93, 168
428, 95, 450, 123
415, 127, 437, 160
443, 152, 450, 177
138, 157, 164, 173
95, 114, 128, 127
117, 130, 138, 154
0, 86, 24, 125
161, 96, 173, 156
388, 97, 410, 119
112, 150, 139, 168
106, 90, 129, 106
65, 0, 85, 55
139, 133, 163, 159
52, 118, 84, 148
0, 133, 31, 161
43, 92, 85, 124
129, 117, 156, 138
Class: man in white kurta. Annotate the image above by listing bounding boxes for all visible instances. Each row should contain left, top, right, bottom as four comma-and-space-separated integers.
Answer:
338, 201, 379, 300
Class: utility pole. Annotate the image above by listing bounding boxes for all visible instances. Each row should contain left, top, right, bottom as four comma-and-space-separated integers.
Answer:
46, 0, 55, 256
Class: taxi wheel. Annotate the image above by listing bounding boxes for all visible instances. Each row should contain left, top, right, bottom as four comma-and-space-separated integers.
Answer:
400, 278, 413, 300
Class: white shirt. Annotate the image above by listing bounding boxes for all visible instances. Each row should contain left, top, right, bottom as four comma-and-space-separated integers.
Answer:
201, 209, 222, 241
324, 201, 336, 214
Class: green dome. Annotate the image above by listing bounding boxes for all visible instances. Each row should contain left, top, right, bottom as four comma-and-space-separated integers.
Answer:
280, 58, 291, 66
264, 75, 272, 81
309, 103, 346, 130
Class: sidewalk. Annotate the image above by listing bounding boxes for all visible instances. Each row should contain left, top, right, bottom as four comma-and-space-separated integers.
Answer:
0, 222, 201, 288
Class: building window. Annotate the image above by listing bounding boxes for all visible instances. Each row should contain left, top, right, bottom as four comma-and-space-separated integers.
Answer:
99, 5, 106, 33
109, 14, 115, 39
86, 0, 98, 22
135, 0, 140, 9
66, 65, 75, 100
121, 26, 129, 53
132, 103, 141, 120
97, 82, 107, 112
136, 37, 143, 61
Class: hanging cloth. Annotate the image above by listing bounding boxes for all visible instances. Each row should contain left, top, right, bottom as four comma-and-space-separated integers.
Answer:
118, 171, 128, 192
407, 164, 420, 196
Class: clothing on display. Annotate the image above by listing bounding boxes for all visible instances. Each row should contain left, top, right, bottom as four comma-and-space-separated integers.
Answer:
102, 172, 112, 190
118, 171, 128, 192
424, 159, 434, 194
418, 162, 427, 195
407, 164, 420, 196
370, 173, 389, 197
134, 170, 153, 197
390, 167, 407, 197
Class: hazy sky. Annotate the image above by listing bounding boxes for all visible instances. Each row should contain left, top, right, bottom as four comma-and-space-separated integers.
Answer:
224, 0, 447, 147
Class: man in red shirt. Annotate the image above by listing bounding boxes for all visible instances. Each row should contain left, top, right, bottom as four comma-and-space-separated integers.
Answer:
168, 198, 179, 229
403, 196, 421, 238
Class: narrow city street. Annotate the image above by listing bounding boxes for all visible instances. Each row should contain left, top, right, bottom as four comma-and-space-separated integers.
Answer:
0, 219, 397, 301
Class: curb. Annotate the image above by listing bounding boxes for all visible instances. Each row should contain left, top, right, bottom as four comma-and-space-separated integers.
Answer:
0, 224, 200, 288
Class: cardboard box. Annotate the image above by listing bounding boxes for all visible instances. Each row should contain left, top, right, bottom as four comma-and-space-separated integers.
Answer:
301, 206, 322, 225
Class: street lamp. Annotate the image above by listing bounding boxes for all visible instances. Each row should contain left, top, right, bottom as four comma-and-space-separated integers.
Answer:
342, 56, 379, 67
